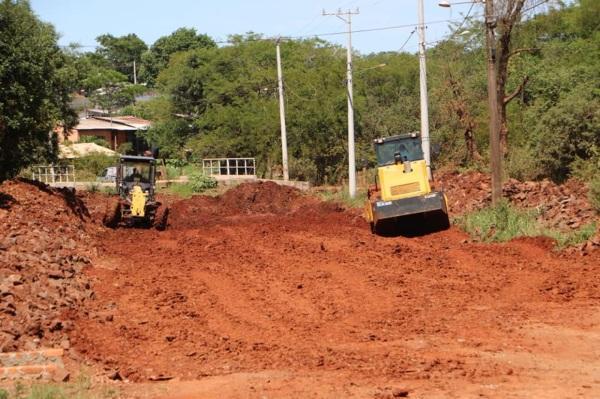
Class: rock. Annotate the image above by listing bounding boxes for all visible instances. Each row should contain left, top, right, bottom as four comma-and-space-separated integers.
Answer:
52, 369, 70, 383
108, 370, 122, 381
392, 388, 410, 397
7, 274, 23, 285
60, 338, 71, 349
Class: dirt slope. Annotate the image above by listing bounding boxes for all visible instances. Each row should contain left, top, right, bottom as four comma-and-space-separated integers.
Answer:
0, 180, 97, 352
66, 181, 600, 398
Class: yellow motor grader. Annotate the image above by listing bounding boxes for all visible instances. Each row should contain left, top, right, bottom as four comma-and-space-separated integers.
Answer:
103, 155, 169, 230
365, 132, 449, 235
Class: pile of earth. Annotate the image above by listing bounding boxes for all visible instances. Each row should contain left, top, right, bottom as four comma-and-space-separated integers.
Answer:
0, 179, 97, 352
167, 181, 358, 230
439, 171, 597, 231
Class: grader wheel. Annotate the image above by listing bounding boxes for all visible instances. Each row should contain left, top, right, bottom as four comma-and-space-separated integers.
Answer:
154, 206, 169, 231
102, 200, 121, 228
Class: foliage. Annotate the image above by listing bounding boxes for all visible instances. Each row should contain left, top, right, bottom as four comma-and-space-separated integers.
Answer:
139, 27, 216, 86
188, 172, 217, 193
161, 182, 195, 198
589, 176, 600, 214
0, 388, 8, 399
0, 0, 76, 182
289, 157, 318, 184
457, 201, 596, 247
72, 154, 117, 181
141, 118, 193, 159
4, 0, 600, 186
317, 187, 367, 209
90, 83, 146, 114
116, 142, 133, 154
504, 143, 541, 181
96, 33, 147, 82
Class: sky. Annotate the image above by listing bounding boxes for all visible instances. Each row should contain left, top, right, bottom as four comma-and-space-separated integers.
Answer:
29, 0, 482, 54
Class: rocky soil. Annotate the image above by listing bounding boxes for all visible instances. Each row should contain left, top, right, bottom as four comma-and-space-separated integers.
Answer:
0, 180, 97, 352
1, 178, 599, 398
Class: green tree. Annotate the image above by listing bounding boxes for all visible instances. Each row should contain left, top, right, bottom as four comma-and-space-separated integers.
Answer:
139, 28, 215, 86
0, 0, 76, 181
96, 33, 148, 82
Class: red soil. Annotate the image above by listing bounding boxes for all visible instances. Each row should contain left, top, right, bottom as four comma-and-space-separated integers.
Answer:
60, 181, 600, 398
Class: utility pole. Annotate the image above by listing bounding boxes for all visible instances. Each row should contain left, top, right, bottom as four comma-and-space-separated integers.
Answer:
133, 60, 137, 85
417, 0, 432, 180
275, 38, 289, 181
323, 8, 359, 198
484, 0, 502, 204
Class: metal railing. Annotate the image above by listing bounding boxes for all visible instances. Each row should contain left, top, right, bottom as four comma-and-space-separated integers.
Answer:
32, 165, 75, 186
202, 158, 256, 177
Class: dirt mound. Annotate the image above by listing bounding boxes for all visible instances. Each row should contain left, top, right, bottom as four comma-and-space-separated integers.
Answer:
439, 171, 597, 230
168, 182, 320, 230
0, 179, 96, 352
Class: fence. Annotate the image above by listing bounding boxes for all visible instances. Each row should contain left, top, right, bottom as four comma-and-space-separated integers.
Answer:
31, 165, 75, 186
202, 158, 256, 177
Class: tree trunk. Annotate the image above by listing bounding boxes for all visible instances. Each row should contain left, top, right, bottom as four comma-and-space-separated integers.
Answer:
494, 0, 528, 156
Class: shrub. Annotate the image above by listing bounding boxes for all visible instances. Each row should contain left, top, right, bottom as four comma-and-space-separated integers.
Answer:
458, 201, 596, 247
188, 172, 217, 193
505, 144, 542, 181
589, 176, 600, 214
289, 158, 318, 184
116, 142, 133, 154
72, 154, 117, 182
458, 201, 541, 242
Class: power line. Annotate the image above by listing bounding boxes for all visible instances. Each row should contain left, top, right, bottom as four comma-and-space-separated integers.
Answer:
62, 17, 474, 50
399, 29, 416, 52
522, 0, 551, 14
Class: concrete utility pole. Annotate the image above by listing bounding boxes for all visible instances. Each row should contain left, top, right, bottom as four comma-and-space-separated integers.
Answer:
276, 38, 289, 181
417, 0, 432, 180
439, 0, 502, 203
484, 0, 502, 204
133, 60, 137, 85
323, 8, 360, 198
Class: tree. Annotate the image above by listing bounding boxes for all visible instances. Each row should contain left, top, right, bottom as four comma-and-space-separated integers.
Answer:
96, 33, 147, 82
0, 0, 76, 181
493, 0, 534, 155
139, 28, 215, 86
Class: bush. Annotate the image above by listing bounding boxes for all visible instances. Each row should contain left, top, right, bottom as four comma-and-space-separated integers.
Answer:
505, 144, 542, 181
458, 201, 596, 247
72, 154, 117, 181
188, 172, 217, 193
458, 201, 541, 242
589, 176, 600, 214
289, 158, 318, 184
116, 142, 133, 154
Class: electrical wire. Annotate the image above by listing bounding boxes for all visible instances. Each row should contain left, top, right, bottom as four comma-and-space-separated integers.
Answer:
399, 29, 416, 52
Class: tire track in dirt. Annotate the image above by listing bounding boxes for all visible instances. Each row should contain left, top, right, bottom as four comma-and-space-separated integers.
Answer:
69, 182, 600, 397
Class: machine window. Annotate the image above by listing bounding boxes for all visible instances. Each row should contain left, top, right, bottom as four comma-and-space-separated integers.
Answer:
375, 138, 424, 166
123, 162, 151, 183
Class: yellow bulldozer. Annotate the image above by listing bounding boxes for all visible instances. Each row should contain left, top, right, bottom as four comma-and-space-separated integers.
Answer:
365, 132, 449, 235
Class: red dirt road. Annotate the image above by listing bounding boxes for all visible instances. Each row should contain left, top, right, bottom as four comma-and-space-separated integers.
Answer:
69, 182, 600, 398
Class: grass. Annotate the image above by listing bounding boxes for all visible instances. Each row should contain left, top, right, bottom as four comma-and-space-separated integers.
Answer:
457, 200, 597, 248
0, 372, 119, 399
317, 186, 366, 209
159, 182, 196, 198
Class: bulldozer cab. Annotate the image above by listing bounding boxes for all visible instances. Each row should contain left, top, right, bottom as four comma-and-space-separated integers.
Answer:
374, 133, 423, 166
116, 156, 157, 202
